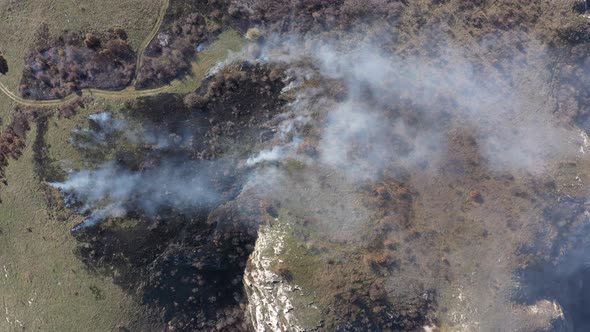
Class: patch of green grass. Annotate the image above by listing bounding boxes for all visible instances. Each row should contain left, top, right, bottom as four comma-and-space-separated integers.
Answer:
0, 0, 163, 91
0, 92, 15, 131
280, 232, 322, 289
0, 125, 139, 331
44, 98, 131, 171
262, 213, 324, 288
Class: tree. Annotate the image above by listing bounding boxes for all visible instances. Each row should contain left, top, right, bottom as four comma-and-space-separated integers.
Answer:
0, 55, 7, 75
105, 39, 133, 60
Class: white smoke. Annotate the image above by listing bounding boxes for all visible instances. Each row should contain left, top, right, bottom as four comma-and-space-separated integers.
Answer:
239, 36, 582, 178
51, 112, 215, 231
71, 112, 195, 151
246, 138, 301, 166
50, 160, 217, 231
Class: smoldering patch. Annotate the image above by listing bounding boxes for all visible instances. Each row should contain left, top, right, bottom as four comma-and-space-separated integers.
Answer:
50, 111, 220, 231
240, 35, 585, 180
49, 160, 219, 231
70, 112, 196, 152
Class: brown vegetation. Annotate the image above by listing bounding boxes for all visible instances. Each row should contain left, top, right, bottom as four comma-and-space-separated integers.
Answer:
0, 108, 35, 200
227, 0, 403, 33
183, 91, 208, 109
225, 0, 581, 58
136, 13, 212, 89
57, 97, 92, 118
20, 29, 136, 100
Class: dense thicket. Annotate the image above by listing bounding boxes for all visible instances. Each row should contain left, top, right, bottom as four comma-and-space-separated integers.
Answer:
136, 13, 212, 89
20, 29, 135, 100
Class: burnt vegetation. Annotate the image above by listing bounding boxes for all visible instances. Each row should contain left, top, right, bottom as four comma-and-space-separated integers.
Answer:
40, 63, 287, 331
135, 0, 249, 89
20, 0, 590, 331
20, 25, 135, 100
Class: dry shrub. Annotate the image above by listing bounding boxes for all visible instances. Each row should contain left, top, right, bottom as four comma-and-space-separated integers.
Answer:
364, 249, 397, 269
20, 29, 135, 100
0, 109, 33, 198
57, 97, 91, 118
272, 261, 293, 281
0, 54, 8, 75
183, 92, 208, 109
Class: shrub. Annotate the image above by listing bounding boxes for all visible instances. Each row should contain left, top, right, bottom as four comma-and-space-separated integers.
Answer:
0, 54, 7, 75
183, 92, 208, 109
20, 30, 136, 100
84, 33, 101, 49
272, 261, 293, 281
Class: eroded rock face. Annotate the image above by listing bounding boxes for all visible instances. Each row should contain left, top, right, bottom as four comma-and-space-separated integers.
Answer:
244, 222, 319, 332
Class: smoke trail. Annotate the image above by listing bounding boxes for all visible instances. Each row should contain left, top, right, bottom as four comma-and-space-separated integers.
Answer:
51, 112, 217, 230
50, 160, 218, 231
70, 112, 195, 151
238, 36, 583, 179
246, 138, 301, 166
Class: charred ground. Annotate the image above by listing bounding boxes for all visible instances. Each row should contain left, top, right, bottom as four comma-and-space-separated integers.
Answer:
33, 62, 287, 331
6, 0, 590, 331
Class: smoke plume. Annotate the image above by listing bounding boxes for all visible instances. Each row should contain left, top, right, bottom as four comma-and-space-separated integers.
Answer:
248, 37, 582, 178
50, 113, 216, 231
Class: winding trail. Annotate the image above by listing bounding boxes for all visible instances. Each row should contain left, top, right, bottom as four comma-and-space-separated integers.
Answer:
0, 0, 172, 108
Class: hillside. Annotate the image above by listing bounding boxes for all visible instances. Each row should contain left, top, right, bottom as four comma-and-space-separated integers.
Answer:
2, 0, 590, 331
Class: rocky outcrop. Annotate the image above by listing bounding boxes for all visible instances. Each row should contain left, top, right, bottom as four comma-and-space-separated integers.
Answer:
244, 222, 304, 332
244, 221, 323, 332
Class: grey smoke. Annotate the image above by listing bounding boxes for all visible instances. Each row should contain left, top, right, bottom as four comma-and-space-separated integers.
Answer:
71, 112, 195, 151
70, 112, 126, 148
51, 112, 214, 231
317, 100, 440, 181
243, 37, 582, 178
50, 160, 217, 231
233, 35, 585, 330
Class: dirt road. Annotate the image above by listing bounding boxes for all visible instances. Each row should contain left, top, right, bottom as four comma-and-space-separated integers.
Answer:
0, 0, 170, 108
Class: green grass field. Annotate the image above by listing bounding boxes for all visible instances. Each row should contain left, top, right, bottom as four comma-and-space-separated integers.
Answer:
0, 0, 163, 91
0, 125, 140, 332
